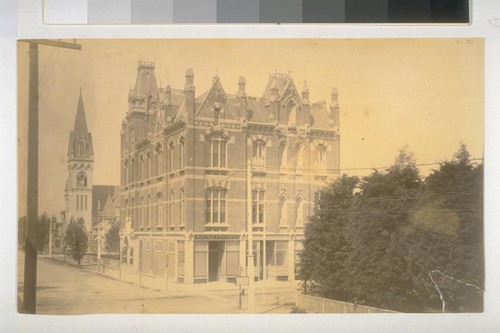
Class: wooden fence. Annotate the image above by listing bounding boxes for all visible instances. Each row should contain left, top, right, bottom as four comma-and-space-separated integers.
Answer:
297, 294, 397, 314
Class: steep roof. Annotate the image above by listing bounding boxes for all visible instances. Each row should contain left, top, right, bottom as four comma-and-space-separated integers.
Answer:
73, 89, 88, 133
68, 90, 94, 158
134, 62, 158, 98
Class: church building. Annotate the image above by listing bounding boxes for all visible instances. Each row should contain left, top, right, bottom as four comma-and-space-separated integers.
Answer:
120, 62, 340, 284
64, 91, 120, 236
65, 90, 94, 233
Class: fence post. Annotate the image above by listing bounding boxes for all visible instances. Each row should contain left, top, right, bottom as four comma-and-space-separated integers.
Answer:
322, 299, 325, 313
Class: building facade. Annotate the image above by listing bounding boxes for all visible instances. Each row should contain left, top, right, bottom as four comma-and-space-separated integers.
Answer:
65, 90, 94, 233
120, 62, 340, 284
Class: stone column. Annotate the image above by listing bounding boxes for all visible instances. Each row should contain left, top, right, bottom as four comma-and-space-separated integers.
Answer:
184, 235, 194, 284
288, 236, 296, 281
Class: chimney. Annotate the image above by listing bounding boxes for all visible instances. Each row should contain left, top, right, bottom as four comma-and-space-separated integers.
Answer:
301, 81, 309, 104
238, 76, 246, 96
184, 68, 195, 111
330, 88, 339, 126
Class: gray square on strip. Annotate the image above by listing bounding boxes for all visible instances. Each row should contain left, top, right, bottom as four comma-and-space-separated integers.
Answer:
88, 0, 131, 24
132, 0, 174, 24
44, 0, 88, 24
259, 0, 302, 23
217, 0, 259, 23
174, 0, 217, 23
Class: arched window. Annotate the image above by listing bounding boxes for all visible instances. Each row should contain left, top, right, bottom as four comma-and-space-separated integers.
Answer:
180, 137, 185, 169
295, 195, 304, 227
317, 145, 327, 168
169, 141, 175, 172
169, 189, 175, 228
156, 192, 163, 227
279, 193, 288, 227
77, 171, 87, 187
295, 142, 304, 172
78, 139, 86, 156
279, 140, 288, 170
205, 133, 228, 168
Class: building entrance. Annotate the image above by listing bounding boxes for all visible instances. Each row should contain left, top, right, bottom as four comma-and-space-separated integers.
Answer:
208, 241, 224, 282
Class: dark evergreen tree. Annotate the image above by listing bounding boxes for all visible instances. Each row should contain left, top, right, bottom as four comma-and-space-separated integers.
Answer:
105, 223, 120, 253
300, 174, 359, 301
37, 213, 51, 254
65, 218, 88, 265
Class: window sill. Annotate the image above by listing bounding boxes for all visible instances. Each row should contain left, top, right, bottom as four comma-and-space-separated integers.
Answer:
204, 223, 230, 230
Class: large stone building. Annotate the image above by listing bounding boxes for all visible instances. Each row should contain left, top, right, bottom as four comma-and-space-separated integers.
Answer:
120, 62, 340, 284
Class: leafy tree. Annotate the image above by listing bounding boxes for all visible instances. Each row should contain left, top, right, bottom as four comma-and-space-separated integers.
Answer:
65, 218, 88, 265
37, 213, 51, 254
105, 223, 120, 253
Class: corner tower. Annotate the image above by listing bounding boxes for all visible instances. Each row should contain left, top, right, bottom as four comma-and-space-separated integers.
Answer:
65, 90, 94, 232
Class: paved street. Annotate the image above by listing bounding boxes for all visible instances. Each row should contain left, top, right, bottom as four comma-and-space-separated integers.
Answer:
17, 251, 299, 314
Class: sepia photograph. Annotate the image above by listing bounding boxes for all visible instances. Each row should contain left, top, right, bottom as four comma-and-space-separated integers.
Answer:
17, 38, 484, 315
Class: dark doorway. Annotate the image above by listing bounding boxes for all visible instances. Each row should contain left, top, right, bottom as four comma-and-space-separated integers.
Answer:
209, 242, 224, 282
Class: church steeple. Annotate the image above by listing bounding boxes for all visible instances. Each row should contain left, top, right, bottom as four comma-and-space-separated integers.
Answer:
73, 88, 88, 133
65, 89, 94, 233
68, 90, 93, 159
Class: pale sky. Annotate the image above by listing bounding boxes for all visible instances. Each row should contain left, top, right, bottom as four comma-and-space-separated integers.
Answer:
17, 39, 484, 217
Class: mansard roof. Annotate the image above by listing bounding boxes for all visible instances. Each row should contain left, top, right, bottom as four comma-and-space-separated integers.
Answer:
127, 65, 337, 131
134, 61, 158, 98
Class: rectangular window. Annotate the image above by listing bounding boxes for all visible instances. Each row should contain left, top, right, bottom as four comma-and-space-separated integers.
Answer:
252, 189, 265, 225
208, 138, 227, 168
206, 188, 227, 224
273, 241, 288, 267
170, 190, 174, 227
253, 141, 265, 167
76, 195, 79, 210
84, 195, 87, 211
155, 240, 163, 252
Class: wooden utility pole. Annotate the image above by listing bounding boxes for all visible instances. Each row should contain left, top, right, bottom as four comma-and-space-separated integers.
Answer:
246, 159, 255, 312
21, 39, 81, 314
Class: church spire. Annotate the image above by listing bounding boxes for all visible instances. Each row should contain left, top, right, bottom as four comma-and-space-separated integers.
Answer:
68, 90, 94, 158
73, 88, 88, 134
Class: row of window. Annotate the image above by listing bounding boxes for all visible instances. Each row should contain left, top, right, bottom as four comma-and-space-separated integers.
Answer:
124, 139, 185, 184
75, 194, 88, 211
124, 187, 309, 228
124, 189, 185, 229
205, 188, 305, 226
123, 135, 328, 185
